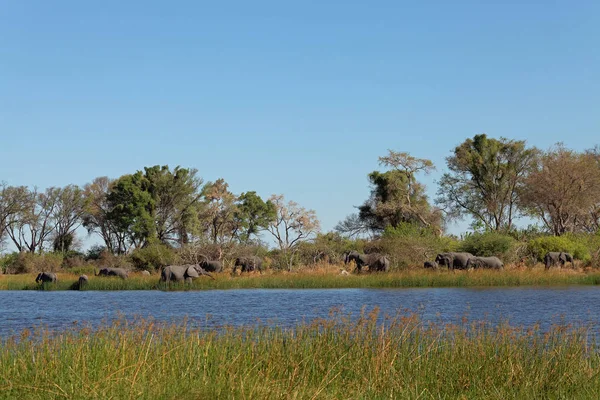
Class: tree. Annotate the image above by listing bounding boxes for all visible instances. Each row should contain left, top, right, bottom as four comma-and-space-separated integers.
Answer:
198, 179, 238, 244
266, 194, 320, 270
336, 150, 442, 237
6, 187, 60, 253
437, 134, 537, 231
52, 185, 88, 253
106, 172, 155, 251
82, 177, 127, 254
234, 191, 276, 243
520, 144, 600, 235
0, 183, 28, 242
143, 165, 203, 245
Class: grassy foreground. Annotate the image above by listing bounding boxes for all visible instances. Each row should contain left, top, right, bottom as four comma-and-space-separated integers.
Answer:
2, 266, 600, 290
0, 309, 598, 399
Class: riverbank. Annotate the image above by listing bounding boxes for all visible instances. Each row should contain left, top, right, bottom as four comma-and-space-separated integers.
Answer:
0, 309, 597, 399
2, 267, 600, 290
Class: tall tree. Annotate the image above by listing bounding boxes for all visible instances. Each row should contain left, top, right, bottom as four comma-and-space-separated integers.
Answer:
198, 179, 238, 244
82, 177, 127, 254
266, 194, 320, 270
0, 183, 28, 242
6, 187, 60, 253
336, 150, 442, 237
143, 165, 203, 245
437, 134, 537, 231
234, 191, 276, 243
520, 144, 600, 235
106, 172, 155, 251
52, 185, 88, 253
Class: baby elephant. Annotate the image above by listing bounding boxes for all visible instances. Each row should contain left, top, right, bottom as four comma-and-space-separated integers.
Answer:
423, 261, 438, 269
36, 272, 57, 284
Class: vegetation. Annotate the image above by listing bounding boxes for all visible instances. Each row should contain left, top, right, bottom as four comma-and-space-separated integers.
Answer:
0, 309, 598, 399
4, 267, 600, 291
3, 135, 600, 280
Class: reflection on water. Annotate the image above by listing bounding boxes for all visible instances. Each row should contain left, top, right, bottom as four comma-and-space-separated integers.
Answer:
0, 286, 599, 337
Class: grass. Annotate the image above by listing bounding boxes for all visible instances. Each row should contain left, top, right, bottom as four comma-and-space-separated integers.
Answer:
3, 264, 600, 291
0, 308, 598, 399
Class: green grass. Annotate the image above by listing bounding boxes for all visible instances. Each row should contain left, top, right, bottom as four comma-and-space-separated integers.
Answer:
3, 266, 600, 291
0, 309, 598, 399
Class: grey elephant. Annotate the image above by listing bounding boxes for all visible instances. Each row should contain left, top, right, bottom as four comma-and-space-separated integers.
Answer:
344, 251, 390, 273
78, 274, 89, 290
466, 256, 504, 270
233, 256, 263, 273
36, 272, 57, 284
435, 252, 474, 270
423, 261, 438, 269
544, 252, 573, 270
199, 259, 223, 273
95, 267, 129, 279
160, 264, 214, 283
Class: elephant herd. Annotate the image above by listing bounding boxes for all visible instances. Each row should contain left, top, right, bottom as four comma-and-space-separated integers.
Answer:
423, 251, 576, 271
343, 251, 390, 273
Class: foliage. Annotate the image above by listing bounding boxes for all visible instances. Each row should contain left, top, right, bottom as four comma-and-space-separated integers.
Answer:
266, 194, 320, 271
234, 191, 276, 243
380, 225, 460, 269
437, 134, 538, 231
337, 150, 442, 237
459, 231, 519, 261
526, 235, 591, 262
129, 241, 178, 272
520, 144, 600, 235
2, 252, 64, 274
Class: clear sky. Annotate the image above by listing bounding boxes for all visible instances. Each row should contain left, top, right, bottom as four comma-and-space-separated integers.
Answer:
1, 1, 599, 240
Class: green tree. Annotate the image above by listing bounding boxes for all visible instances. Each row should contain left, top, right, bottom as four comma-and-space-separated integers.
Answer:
0, 183, 29, 245
198, 179, 238, 244
106, 172, 155, 252
337, 150, 441, 237
143, 165, 203, 245
52, 185, 88, 253
437, 134, 537, 231
234, 191, 276, 243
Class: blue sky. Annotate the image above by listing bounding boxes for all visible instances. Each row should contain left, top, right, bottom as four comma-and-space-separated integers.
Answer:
1, 1, 599, 243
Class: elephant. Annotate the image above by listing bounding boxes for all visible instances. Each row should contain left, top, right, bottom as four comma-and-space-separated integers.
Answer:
435, 252, 474, 270
160, 264, 214, 283
423, 261, 438, 269
199, 259, 223, 273
344, 251, 390, 273
233, 256, 263, 273
465, 256, 504, 270
95, 267, 129, 279
544, 252, 573, 270
35, 272, 57, 284
78, 274, 89, 290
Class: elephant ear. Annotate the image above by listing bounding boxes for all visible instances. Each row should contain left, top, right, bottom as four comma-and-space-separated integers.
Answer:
186, 265, 200, 278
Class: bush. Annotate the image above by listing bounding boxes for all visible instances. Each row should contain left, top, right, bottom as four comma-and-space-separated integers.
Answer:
129, 242, 178, 272
526, 235, 591, 262
3, 252, 64, 274
378, 229, 460, 269
459, 232, 518, 262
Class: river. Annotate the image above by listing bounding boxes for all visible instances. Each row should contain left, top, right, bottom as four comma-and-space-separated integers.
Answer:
1, 286, 599, 337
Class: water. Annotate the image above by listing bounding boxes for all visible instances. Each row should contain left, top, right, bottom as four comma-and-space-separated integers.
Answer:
1, 286, 599, 337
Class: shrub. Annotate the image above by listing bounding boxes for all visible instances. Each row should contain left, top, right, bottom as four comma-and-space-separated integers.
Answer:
378, 230, 460, 270
129, 242, 178, 272
459, 232, 518, 262
526, 235, 591, 262
3, 252, 64, 274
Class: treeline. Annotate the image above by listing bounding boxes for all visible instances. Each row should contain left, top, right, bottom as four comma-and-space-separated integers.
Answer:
1, 134, 600, 273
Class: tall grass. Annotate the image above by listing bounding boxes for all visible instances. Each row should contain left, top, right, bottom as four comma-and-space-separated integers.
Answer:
0, 309, 598, 399
2, 267, 600, 291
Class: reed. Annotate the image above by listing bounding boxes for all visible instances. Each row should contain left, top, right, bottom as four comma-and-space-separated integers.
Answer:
0, 309, 598, 399
2, 267, 600, 291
